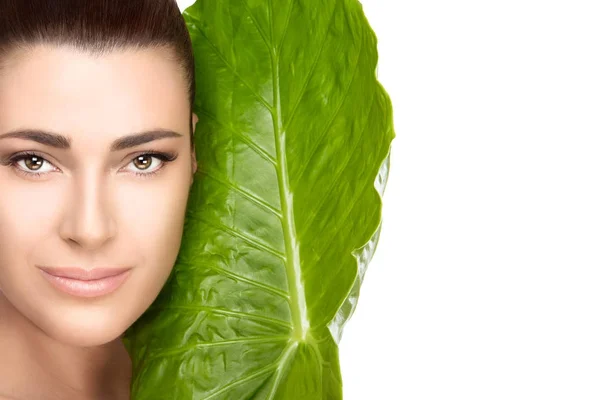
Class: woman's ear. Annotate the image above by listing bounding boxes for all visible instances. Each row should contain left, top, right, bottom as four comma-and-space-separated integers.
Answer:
190, 113, 199, 186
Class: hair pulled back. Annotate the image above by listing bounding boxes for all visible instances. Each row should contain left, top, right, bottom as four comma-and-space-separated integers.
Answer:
0, 0, 196, 145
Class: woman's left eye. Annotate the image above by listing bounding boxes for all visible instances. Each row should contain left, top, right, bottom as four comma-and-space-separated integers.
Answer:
124, 153, 174, 176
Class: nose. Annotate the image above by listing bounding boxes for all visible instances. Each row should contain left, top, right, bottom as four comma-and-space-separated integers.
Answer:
59, 173, 117, 250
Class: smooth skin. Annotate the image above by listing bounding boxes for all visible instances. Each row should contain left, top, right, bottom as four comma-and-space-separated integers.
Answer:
0, 44, 198, 399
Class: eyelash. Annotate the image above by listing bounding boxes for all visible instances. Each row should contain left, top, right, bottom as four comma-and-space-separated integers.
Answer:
5, 150, 178, 180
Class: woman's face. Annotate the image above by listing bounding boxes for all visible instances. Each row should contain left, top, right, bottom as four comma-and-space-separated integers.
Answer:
0, 44, 197, 347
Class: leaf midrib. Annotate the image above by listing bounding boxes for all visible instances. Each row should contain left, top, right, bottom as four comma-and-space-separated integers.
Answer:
269, 2, 310, 343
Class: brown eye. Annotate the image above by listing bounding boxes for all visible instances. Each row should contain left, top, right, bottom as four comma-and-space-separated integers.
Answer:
10, 152, 56, 176
123, 152, 177, 177
24, 155, 44, 171
132, 154, 153, 170
122, 151, 177, 177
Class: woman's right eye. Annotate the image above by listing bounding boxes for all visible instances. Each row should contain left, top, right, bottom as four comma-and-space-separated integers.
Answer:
9, 152, 58, 178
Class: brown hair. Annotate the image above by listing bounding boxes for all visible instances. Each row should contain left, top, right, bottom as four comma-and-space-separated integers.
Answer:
0, 0, 196, 147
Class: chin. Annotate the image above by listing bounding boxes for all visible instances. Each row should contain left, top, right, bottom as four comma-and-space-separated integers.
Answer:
37, 305, 132, 348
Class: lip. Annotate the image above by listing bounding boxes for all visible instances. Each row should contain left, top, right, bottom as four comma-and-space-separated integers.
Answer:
38, 266, 132, 280
38, 266, 132, 298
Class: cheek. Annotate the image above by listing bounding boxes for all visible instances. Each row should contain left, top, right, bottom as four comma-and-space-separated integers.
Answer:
0, 187, 61, 325
114, 180, 190, 320
117, 178, 190, 269
0, 185, 61, 277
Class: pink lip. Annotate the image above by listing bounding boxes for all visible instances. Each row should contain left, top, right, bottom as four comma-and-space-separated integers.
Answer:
38, 266, 132, 280
38, 266, 132, 298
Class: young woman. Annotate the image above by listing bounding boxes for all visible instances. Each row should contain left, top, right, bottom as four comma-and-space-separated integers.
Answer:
0, 1, 197, 398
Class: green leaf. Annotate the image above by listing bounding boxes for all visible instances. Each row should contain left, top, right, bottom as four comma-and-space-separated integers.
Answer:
123, 0, 395, 398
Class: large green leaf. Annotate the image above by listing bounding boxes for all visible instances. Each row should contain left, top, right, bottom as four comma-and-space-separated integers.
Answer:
123, 0, 395, 398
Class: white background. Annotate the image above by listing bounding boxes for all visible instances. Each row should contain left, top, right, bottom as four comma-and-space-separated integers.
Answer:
179, 1, 600, 399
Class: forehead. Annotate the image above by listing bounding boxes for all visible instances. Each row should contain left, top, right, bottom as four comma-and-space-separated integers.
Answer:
0, 44, 188, 144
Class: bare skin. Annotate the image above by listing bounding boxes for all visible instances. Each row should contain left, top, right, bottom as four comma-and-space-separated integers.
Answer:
0, 44, 198, 399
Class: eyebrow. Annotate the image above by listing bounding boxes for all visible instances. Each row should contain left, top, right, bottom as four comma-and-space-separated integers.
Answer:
0, 129, 183, 151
